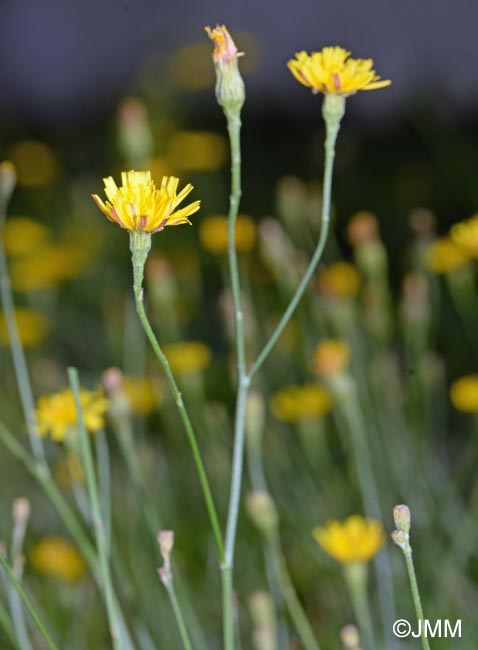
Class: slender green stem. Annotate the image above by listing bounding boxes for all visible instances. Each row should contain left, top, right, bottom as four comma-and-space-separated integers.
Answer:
225, 109, 246, 377
8, 501, 33, 650
0, 198, 46, 466
0, 423, 135, 648
95, 429, 112, 555
221, 376, 250, 650
130, 232, 225, 563
403, 551, 431, 650
330, 374, 396, 642
68, 368, 125, 650
0, 423, 98, 571
344, 564, 376, 650
224, 378, 250, 562
221, 566, 234, 650
0, 597, 21, 650
249, 104, 341, 379
163, 579, 193, 650
220, 103, 250, 650
271, 538, 321, 650
0, 553, 59, 650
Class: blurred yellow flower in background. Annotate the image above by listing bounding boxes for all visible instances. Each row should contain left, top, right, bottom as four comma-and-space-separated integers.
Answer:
450, 215, 478, 258
200, 215, 257, 254
10, 245, 90, 292
0, 307, 48, 347
123, 376, 160, 415
449, 375, 478, 413
170, 33, 258, 92
3, 217, 52, 256
92, 171, 200, 233
269, 384, 332, 423
30, 537, 86, 581
35, 388, 109, 442
425, 237, 471, 274
164, 341, 211, 376
8, 140, 59, 188
313, 515, 385, 564
318, 262, 361, 299
313, 339, 350, 377
288, 47, 391, 96
167, 131, 227, 172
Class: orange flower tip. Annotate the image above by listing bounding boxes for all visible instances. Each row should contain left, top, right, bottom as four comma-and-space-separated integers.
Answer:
205, 24, 243, 62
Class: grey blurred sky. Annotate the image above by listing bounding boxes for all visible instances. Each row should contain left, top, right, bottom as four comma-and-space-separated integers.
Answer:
0, 0, 477, 124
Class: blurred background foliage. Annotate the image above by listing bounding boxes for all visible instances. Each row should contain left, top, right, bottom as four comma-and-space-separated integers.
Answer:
0, 2, 477, 649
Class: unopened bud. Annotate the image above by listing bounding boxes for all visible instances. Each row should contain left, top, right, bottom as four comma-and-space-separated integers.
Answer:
341, 624, 361, 649
102, 367, 131, 421
391, 529, 409, 553
205, 25, 245, 114
158, 530, 174, 560
313, 339, 350, 377
393, 504, 411, 534
157, 566, 169, 587
12, 498, 31, 527
102, 367, 124, 396
249, 591, 276, 650
0, 161, 16, 208
117, 97, 153, 166
246, 491, 278, 540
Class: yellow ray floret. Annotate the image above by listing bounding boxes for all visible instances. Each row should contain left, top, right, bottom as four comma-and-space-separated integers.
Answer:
35, 387, 109, 442
92, 171, 200, 233
313, 515, 385, 564
288, 46, 391, 96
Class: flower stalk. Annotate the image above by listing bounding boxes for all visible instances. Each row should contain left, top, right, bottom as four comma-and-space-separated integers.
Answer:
249, 93, 344, 378
0, 162, 46, 466
157, 531, 193, 650
68, 367, 127, 650
129, 232, 225, 562
0, 551, 59, 650
205, 24, 249, 649
391, 505, 431, 650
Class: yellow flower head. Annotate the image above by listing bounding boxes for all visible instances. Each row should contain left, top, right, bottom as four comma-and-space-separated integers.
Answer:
35, 388, 110, 442
92, 171, 200, 233
199, 215, 257, 254
8, 140, 59, 188
288, 46, 391, 96
313, 339, 350, 377
164, 341, 211, 376
313, 515, 385, 564
0, 307, 48, 348
449, 375, 478, 413
3, 217, 52, 257
269, 384, 332, 423
318, 262, 361, 299
30, 537, 86, 581
205, 24, 241, 66
123, 376, 160, 415
450, 215, 478, 258
167, 131, 227, 172
425, 237, 471, 274
10, 244, 90, 292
